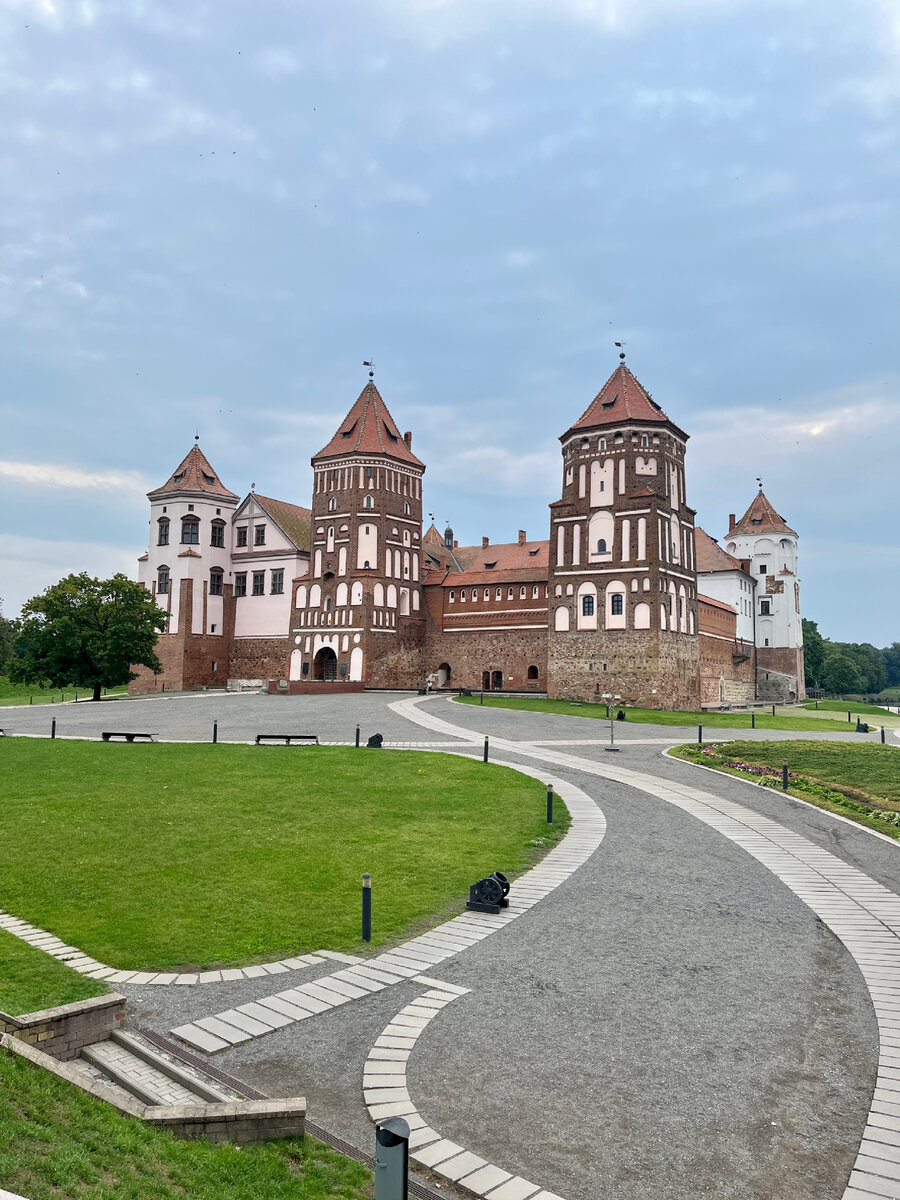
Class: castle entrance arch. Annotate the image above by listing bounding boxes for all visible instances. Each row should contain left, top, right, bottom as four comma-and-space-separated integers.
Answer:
313, 647, 337, 681
491, 670, 503, 691
482, 670, 491, 691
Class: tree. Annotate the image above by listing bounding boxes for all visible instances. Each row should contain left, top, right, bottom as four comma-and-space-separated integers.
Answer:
9, 573, 167, 701
0, 597, 17, 672
884, 643, 900, 689
821, 653, 862, 696
801, 618, 827, 689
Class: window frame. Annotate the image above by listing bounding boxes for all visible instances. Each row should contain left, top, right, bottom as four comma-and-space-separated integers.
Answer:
234, 572, 247, 597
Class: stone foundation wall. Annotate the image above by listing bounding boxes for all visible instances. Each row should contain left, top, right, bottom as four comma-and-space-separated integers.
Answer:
365, 619, 427, 688
758, 645, 806, 702
423, 626, 548, 692
699, 632, 756, 707
229, 637, 292, 684
757, 667, 799, 704
547, 628, 701, 709
130, 579, 235, 695
0, 993, 126, 1062
266, 680, 364, 696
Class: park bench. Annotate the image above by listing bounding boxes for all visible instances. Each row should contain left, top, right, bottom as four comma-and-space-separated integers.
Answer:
255, 733, 319, 746
101, 731, 156, 743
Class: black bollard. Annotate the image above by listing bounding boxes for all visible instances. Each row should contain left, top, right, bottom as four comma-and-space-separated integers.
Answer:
212, 721, 218, 744
29, 695, 32, 705
51, 719, 56, 739
483, 736, 489, 763
374, 1117, 409, 1200
480, 689, 484, 706
698, 723, 702, 745
882, 727, 886, 744
782, 761, 789, 791
355, 724, 360, 748
848, 711, 851, 722
362, 873, 372, 943
772, 705, 775, 716
546, 785, 554, 824
751, 712, 755, 729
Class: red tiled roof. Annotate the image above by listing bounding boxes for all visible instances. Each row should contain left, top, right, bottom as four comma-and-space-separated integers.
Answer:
441, 566, 547, 587
253, 495, 312, 553
148, 444, 239, 501
451, 539, 549, 573
423, 523, 444, 546
695, 527, 745, 574
313, 382, 424, 468
730, 489, 797, 537
562, 364, 682, 440
698, 592, 738, 615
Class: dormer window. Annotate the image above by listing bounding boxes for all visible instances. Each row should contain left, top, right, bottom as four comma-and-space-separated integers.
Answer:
181, 517, 199, 544
202, 472, 216, 485
157, 518, 169, 546
172, 471, 185, 483
484, 561, 496, 569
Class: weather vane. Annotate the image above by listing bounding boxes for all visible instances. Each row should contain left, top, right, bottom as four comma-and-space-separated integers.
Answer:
363, 359, 375, 380
756, 476, 762, 491
615, 341, 626, 362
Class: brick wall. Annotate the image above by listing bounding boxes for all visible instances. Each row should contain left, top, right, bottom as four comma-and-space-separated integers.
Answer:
758, 645, 806, 702
424, 626, 548, 691
547, 628, 701, 709
364, 617, 427, 688
698, 597, 756, 707
0, 993, 126, 1061
130, 579, 235, 695
229, 637, 292, 683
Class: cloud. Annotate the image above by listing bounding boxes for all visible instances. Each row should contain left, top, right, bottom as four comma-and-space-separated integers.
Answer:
254, 48, 303, 78
0, 534, 138, 616
0, 460, 149, 496
630, 87, 755, 121
503, 248, 539, 269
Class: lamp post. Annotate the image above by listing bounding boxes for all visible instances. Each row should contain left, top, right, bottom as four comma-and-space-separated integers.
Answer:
602, 693, 621, 751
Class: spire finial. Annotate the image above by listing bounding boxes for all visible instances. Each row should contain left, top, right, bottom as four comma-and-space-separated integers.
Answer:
194, 429, 200, 444
363, 359, 375, 381
615, 340, 626, 362
756, 476, 763, 491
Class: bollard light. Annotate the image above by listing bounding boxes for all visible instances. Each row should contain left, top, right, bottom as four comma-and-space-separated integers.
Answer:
212, 721, 218, 744
466, 871, 510, 914
375, 1117, 409, 1200
51, 718, 56, 739
546, 785, 554, 824
362, 873, 372, 943
751, 712, 755, 729
483, 736, 489, 763
355, 724, 360, 748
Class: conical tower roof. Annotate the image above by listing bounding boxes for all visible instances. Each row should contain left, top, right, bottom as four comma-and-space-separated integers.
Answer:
561, 364, 686, 441
313, 381, 424, 468
148, 444, 239, 501
730, 489, 797, 538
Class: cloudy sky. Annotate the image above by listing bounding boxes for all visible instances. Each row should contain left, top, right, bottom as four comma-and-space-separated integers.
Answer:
1, 0, 898, 645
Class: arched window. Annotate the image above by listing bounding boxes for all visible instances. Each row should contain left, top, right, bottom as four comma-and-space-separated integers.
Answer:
520, 586, 526, 599
210, 519, 225, 548
328, 497, 337, 512
336, 582, 348, 606
460, 590, 466, 602
309, 584, 321, 607
209, 569, 223, 596
554, 605, 570, 631
507, 587, 514, 600
324, 596, 333, 612
634, 602, 651, 629
611, 594, 623, 615
582, 595, 594, 616
577, 582, 598, 630
484, 589, 490, 601
527, 665, 539, 680
181, 516, 199, 544
157, 567, 170, 595
606, 581, 627, 629
157, 518, 169, 546
387, 584, 397, 608
364, 495, 373, 508
296, 585, 307, 608
404, 501, 410, 515
597, 538, 607, 553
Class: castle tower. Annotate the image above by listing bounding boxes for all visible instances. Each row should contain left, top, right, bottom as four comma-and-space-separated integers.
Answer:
132, 442, 239, 692
289, 380, 426, 687
546, 364, 700, 708
725, 489, 805, 702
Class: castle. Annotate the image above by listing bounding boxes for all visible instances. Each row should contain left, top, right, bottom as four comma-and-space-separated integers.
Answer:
132, 363, 806, 708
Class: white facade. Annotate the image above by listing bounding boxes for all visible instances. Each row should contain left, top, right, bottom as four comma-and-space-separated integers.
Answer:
697, 568, 756, 643
231, 495, 309, 639
725, 527, 802, 654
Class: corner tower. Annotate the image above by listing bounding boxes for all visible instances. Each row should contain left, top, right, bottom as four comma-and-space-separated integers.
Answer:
725, 489, 805, 702
289, 379, 426, 686
546, 364, 700, 708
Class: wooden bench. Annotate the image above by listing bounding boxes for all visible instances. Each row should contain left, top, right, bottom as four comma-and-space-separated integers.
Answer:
255, 733, 319, 746
101, 731, 156, 743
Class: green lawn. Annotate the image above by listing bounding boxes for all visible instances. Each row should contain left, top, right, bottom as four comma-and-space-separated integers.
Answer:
0, 1048, 372, 1200
0, 741, 565, 971
800, 699, 898, 720
0, 676, 127, 707
673, 740, 900, 837
0, 929, 109, 1017
454, 694, 856, 732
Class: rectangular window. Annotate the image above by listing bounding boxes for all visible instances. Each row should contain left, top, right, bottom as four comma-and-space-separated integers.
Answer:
254, 525, 266, 546
760, 600, 771, 615
252, 571, 265, 596
759, 564, 767, 574
181, 519, 199, 544
236, 527, 248, 547
158, 523, 169, 546
211, 660, 218, 672
271, 570, 284, 595
449, 591, 455, 603
209, 571, 223, 596
582, 595, 594, 616
234, 573, 247, 597
611, 594, 624, 616
210, 523, 225, 548
157, 569, 169, 595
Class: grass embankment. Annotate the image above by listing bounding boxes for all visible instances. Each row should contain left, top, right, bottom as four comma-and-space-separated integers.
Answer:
455, 694, 856, 732
0, 929, 109, 1017
0, 741, 566, 971
672, 740, 900, 839
0, 1049, 371, 1200
0, 676, 127, 707
800, 699, 898, 720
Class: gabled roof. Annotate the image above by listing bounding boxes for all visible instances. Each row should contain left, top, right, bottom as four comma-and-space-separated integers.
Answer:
423, 523, 445, 546
695, 526, 746, 575
730, 489, 797, 537
441, 566, 547, 588
452, 539, 549, 575
561, 364, 687, 441
148, 444, 239, 501
313, 382, 424, 468
252, 495, 312, 554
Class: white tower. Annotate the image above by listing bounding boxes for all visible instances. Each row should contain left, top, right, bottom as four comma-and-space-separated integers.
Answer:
724, 488, 805, 702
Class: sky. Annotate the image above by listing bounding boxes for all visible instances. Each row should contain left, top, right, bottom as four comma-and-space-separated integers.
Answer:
1, 0, 898, 645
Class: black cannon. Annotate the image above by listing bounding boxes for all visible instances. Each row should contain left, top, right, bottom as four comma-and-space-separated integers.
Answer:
367, 733, 384, 748
466, 871, 510, 914
856, 720, 869, 733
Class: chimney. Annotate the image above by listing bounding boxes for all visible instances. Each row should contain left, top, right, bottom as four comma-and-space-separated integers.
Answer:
482, 536, 489, 548
728, 514, 736, 532
518, 530, 526, 545
403, 431, 412, 449
453, 540, 458, 549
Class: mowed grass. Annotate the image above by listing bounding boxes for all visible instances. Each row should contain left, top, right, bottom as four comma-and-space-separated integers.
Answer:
696, 739, 900, 808
0, 1049, 371, 1200
800, 699, 899, 721
0, 740, 564, 971
0, 929, 109, 1017
0, 676, 127, 707
454, 694, 855, 732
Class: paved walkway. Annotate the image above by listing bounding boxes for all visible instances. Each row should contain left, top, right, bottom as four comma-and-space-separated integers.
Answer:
5, 691, 900, 1198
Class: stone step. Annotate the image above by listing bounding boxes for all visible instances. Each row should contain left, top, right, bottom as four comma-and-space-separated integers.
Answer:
78, 1032, 234, 1108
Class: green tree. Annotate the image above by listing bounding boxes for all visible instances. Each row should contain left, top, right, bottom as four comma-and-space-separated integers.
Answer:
9, 573, 167, 701
801, 618, 827, 689
883, 642, 900, 689
821, 652, 862, 696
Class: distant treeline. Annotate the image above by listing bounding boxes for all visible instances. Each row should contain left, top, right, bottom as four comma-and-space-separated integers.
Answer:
803, 618, 900, 695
